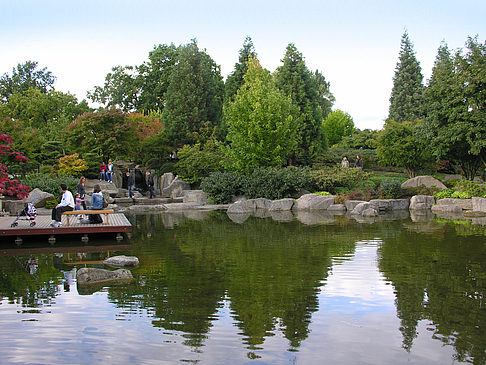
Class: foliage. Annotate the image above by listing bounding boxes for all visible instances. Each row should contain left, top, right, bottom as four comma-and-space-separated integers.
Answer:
88, 44, 178, 113
65, 108, 138, 162
313, 148, 380, 170
126, 112, 163, 141
241, 166, 311, 200
378, 180, 403, 199
175, 139, 226, 184
322, 110, 355, 147
57, 153, 88, 176
0, 60, 56, 102
274, 43, 326, 164
313, 191, 331, 196
0, 133, 30, 198
423, 37, 486, 180
311, 69, 335, 120
337, 128, 378, 149
309, 166, 371, 194
22, 173, 78, 197
161, 40, 224, 148
200, 171, 245, 204
201, 167, 312, 203
224, 57, 299, 172
224, 36, 257, 103
389, 31, 425, 122
434, 179, 486, 199
376, 119, 432, 177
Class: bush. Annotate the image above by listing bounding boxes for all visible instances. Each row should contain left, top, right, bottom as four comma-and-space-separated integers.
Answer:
434, 180, 486, 199
242, 167, 311, 200
309, 166, 370, 194
378, 180, 403, 199
315, 191, 331, 196
157, 162, 177, 175
201, 167, 312, 204
175, 142, 225, 184
23, 173, 78, 197
200, 172, 245, 204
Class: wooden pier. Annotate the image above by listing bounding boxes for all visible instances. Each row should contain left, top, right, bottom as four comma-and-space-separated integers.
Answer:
0, 213, 132, 244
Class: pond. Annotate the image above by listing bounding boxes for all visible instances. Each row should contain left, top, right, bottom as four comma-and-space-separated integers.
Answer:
0, 210, 485, 364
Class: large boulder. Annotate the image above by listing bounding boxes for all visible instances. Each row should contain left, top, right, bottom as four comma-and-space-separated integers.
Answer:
227, 200, 256, 214
293, 194, 335, 210
345, 200, 366, 211
369, 199, 409, 211
159, 172, 176, 191
103, 255, 139, 267
350, 202, 377, 216
401, 176, 447, 190
436, 198, 472, 210
431, 204, 463, 214
253, 198, 272, 209
183, 190, 208, 204
409, 195, 435, 210
76, 268, 133, 286
25, 188, 54, 208
472, 197, 486, 212
161, 177, 191, 198
269, 198, 294, 211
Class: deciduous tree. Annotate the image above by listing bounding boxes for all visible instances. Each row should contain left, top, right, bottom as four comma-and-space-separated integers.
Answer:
224, 57, 299, 172
322, 110, 355, 146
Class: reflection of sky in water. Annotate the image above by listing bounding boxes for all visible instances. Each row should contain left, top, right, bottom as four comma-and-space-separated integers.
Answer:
0, 240, 461, 364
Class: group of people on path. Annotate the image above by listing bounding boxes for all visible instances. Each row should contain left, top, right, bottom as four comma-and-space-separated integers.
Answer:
99, 161, 114, 183
50, 177, 105, 227
126, 170, 155, 199
341, 154, 362, 168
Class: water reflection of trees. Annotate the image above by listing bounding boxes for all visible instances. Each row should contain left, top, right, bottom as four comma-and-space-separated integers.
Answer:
378, 224, 486, 363
111, 212, 362, 351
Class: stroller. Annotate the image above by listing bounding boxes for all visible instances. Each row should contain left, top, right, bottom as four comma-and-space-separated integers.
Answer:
11, 196, 37, 228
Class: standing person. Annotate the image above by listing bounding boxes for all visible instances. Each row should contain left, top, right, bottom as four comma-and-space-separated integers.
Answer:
146, 171, 155, 199
341, 156, 349, 168
89, 184, 104, 224
76, 176, 87, 210
126, 171, 135, 199
99, 162, 107, 181
106, 161, 114, 183
50, 183, 74, 227
355, 154, 362, 168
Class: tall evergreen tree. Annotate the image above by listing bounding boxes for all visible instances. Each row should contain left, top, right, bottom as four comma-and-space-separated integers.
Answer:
312, 69, 335, 120
274, 43, 325, 165
161, 40, 224, 148
388, 31, 425, 122
224, 36, 257, 103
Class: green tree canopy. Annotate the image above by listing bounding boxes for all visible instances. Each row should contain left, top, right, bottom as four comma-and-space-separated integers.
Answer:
389, 31, 425, 122
65, 108, 138, 162
0, 61, 56, 102
161, 40, 224, 148
377, 119, 432, 177
274, 43, 326, 164
224, 57, 299, 172
424, 37, 486, 179
322, 109, 355, 146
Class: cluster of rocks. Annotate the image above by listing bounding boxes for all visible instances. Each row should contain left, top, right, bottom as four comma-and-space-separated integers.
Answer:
226, 193, 411, 218
76, 255, 139, 288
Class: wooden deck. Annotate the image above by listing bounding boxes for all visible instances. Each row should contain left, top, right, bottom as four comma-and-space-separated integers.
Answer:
0, 213, 132, 241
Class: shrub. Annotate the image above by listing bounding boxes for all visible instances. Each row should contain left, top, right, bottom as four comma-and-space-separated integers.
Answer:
434, 180, 486, 199
378, 180, 403, 199
315, 191, 331, 196
200, 171, 245, 204
23, 173, 78, 197
157, 162, 177, 175
309, 166, 370, 194
57, 153, 88, 176
175, 141, 225, 184
242, 167, 311, 200
44, 199, 58, 209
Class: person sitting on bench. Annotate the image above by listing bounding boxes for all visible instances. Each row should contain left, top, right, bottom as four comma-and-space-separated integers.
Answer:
89, 184, 104, 224
50, 183, 74, 227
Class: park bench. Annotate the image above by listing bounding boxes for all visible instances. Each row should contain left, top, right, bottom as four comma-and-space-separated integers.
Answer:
62, 209, 115, 226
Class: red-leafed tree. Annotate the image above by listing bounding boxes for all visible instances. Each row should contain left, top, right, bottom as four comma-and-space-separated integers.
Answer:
0, 132, 30, 199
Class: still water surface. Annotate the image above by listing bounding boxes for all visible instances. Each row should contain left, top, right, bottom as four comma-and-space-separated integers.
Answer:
1, 210, 485, 364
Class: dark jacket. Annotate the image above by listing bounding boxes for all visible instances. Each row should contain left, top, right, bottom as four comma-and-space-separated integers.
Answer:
147, 173, 154, 187
127, 174, 135, 186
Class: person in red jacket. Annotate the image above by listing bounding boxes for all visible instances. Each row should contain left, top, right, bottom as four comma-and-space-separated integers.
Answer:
99, 162, 107, 181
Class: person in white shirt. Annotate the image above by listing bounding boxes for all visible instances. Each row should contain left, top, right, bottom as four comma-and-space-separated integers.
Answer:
50, 183, 74, 227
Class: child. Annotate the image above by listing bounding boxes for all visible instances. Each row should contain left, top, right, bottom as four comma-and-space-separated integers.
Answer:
75, 193, 84, 219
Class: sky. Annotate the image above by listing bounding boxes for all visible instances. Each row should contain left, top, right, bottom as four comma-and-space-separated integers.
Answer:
1, 0, 485, 130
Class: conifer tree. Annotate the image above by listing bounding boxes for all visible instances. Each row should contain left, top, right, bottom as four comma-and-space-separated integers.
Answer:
161, 41, 224, 148
274, 43, 325, 165
388, 31, 425, 122
224, 36, 257, 103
